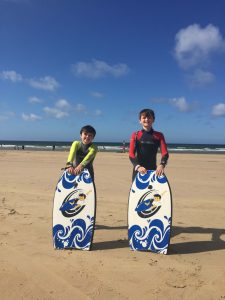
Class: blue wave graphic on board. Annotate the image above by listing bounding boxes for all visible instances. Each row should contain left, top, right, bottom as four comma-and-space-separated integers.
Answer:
128, 217, 171, 254
77, 171, 92, 184
135, 170, 167, 189
150, 173, 167, 184
135, 171, 153, 189
53, 216, 94, 250
57, 169, 92, 190
61, 172, 76, 189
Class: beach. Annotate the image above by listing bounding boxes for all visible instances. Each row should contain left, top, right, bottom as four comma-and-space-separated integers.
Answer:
0, 150, 225, 300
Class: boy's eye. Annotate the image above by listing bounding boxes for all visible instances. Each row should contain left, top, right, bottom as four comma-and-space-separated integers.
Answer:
83, 132, 93, 138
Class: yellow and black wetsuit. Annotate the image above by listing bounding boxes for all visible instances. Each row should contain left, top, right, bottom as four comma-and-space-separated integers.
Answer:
66, 141, 98, 180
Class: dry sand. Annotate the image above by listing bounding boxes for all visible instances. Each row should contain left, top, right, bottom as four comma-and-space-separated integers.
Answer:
0, 150, 225, 300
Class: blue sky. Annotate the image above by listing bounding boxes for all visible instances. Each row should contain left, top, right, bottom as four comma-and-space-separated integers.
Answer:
0, 0, 225, 144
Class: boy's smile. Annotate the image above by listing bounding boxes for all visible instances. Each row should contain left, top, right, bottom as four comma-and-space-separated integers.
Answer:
139, 115, 154, 131
81, 131, 94, 145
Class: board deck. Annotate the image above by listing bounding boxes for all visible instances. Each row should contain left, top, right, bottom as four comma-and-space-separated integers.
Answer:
128, 170, 172, 254
52, 169, 96, 250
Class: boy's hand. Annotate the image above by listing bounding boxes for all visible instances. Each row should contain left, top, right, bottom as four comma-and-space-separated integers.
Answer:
67, 166, 75, 174
137, 166, 147, 174
156, 164, 165, 177
74, 164, 84, 175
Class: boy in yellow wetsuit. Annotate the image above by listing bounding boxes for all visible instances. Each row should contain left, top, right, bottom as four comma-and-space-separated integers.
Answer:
66, 125, 98, 180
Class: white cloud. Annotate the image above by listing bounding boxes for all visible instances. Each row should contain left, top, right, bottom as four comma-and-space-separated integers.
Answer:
22, 113, 42, 121
0, 111, 15, 122
28, 76, 60, 91
74, 103, 87, 113
212, 103, 225, 117
43, 107, 69, 119
174, 24, 225, 69
1, 70, 60, 92
72, 59, 130, 79
90, 91, 104, 98
28, 96, 43, 104
169, 97, 192, 112
0, 70, 23, 82
43, 99, 71, 119
189, 69, 215, 86
55, 99, 70, 109
94, 109, 102, 116
149, 97, 167, 104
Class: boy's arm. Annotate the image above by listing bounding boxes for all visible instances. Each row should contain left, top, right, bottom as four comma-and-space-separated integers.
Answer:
155, 133, 169, 177
159, 134, 169, 166
66, 141, 80, 166
80, 144, 98, 167
129, 132, 140, 170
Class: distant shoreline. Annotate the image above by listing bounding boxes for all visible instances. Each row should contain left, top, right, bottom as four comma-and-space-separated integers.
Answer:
1, 146, 225, 155
1, 140, 225, 154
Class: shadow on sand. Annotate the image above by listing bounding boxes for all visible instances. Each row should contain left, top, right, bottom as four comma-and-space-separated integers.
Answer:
92, 224, 225, 254
170, 226, 225, 255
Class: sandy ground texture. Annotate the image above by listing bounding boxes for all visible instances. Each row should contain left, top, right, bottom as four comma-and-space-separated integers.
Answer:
0, 150, 225, 300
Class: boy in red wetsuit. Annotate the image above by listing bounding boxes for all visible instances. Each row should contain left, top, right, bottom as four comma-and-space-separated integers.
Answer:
129, 109, 169, 181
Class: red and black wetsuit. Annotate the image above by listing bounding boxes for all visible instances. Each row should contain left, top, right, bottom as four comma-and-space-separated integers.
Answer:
129, 128, 169, 180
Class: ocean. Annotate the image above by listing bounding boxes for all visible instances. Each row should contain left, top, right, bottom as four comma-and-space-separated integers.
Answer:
0, 140, 225, 154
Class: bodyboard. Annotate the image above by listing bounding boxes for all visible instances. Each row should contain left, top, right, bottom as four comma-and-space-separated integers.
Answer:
128, 170, 172, 254
53, 169, 96, 250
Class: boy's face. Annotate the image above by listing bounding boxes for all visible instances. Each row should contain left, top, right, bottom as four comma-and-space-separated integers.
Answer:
154, 195, 161, 202
139, 114, 154, 130
80, 131, 94, 145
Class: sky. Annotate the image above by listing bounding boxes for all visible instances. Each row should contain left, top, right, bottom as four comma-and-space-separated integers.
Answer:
0, 0, 225, 144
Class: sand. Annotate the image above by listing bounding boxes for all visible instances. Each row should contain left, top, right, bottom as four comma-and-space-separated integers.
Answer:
0, 150, 225, 300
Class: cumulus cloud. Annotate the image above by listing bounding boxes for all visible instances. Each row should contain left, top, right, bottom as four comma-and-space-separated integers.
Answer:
149, 97, 167, 104
189, 69, 215, 86
174, 24, 225, 69
28, 96, 43, 104
212, 103, 225, 117
94, 109, 102, 116
90, 91, 104, 98
0, 111, 16, 122
74, 103, 87, 113
22, 113, 42, 121
43, 107, 69, 119
0, 70, 60, 91
0, 70, 23, 82
169, 97, 192, 112
29, 76, 60, 91
43, 99, 71, 119
55, 99, 70, 109
43, 100, 94, 119
72, 59, 130, 79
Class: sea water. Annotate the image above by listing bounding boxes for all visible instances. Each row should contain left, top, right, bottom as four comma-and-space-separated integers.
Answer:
0, 140, 225, 154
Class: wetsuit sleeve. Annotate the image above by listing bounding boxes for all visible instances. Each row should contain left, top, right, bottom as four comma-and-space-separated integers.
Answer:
67, 141, 80, 165
159, 134, 169, 166
80, 144, 98, 167
129, 132, 139, 168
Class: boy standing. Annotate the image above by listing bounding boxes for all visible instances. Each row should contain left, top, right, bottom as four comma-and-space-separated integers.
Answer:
129, 109, 169, 181
66, 125, 98, 180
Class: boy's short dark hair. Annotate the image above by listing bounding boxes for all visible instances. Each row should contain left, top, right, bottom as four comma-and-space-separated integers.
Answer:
80, 125, 96, 137
139, 109, 155, 120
